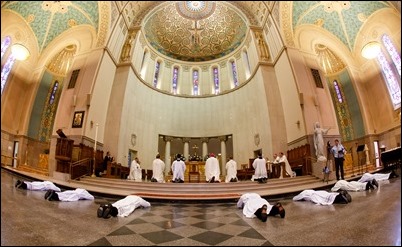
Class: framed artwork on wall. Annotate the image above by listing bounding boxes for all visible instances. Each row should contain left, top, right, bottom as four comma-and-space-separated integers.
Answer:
72, 111, 84, 128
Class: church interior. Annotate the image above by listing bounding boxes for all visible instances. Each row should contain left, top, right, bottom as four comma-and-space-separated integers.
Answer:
1, 1, 401, 246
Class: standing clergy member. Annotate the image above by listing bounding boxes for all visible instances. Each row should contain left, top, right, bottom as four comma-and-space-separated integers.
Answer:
225, 156, 238, 183
331, 139, 346, 180
151, 153, 166, 183
278, 152, 295, 178
97, 195, 151, 219
205, 153, 221, 183
237, 193, 285, 222
171, 154, 186, 183
15, 180, 61, 192
128, 157, 142, 181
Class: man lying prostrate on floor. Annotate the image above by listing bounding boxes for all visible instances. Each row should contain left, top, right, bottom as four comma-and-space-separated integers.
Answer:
331, 179, 378, 192
358, 172, 395, 183
44, 188, 94, 202
97, 195, 151, 219
237, 193, 285, 222
293, 189, 352, 205
15, 180, 61, 192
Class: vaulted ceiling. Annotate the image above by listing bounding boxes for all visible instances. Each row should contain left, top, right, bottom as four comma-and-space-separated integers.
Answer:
1, 1, 398, 59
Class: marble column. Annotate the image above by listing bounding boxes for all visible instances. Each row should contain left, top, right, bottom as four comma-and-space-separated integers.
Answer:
220, 136, 227, 176
183, 138, 190, 162
201, 138, 209, 160
164, 136, 172, 176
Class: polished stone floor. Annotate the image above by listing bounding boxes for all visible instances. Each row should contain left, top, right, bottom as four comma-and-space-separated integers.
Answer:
1, 168, 401, 246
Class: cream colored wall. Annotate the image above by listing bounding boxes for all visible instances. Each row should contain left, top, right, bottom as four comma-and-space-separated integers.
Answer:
273, 51, 306, 143
107, 64, 281, 169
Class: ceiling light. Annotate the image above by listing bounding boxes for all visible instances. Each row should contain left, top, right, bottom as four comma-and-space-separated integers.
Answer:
361, 41, 381, 59
11, 44, 30, 61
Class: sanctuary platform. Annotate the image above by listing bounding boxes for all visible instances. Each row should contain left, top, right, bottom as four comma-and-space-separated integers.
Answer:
1, 164, 384, 201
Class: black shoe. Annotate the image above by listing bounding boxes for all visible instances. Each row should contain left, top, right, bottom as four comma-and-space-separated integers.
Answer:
390, 170, 399, 178
179, 179, 184, 183
97, 204, 105, 218
368, 181, 375, 190
209, 176, 215, 183
233, 178, 238, 182
45, 190, 54, 200
371, 179, 379, 189
15, 180, 23, 188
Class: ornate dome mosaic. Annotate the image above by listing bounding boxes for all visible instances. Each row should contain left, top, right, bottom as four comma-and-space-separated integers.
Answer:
144, 1, 247, 62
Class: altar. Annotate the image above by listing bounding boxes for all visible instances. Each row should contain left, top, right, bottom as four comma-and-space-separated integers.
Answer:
185, 161, 205, 183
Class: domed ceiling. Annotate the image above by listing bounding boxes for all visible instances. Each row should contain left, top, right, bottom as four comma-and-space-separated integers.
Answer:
143, 1, 248, 62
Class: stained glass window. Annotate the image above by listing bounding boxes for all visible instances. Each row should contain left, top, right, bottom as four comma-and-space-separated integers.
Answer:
153, 61, 160, 87
193, 70, 199, 95
213, 67, 219, 94
382, 34, 401, 77
1, 54, 15, 95
1, 36, 11, 60
231, 61, 238, 87
172, 67, 179, 94
377, 51, 401, 109
243, 50, 251, 78
49, 81, 59, 104
333, 80, 343, 103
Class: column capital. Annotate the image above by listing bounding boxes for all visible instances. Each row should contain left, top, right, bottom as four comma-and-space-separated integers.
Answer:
201, 137, 209, 143
163, 136, 173, 142
182, 137, 191, 143
219, 136, 227, 142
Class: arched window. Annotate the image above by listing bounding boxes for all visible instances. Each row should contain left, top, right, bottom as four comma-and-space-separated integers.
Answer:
382, 34, 401, 76
377, 34, 401, 110
140, 50, 149, 79
231, 60, 238, 87
1, 36, 16, 95
153, 61, 160, 88
213, 67, 219, 94
172, 67, 179, 94
377, 51, 401, 110
49, 81, 59, 104
1, 36, 11, 60
333, 80, 343, 103
242, 50, 251, 79
193, 69, 199, 95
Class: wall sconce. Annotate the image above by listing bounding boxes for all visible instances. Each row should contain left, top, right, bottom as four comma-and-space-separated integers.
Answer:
361, 41, 381, 59
11, 43, 30, 61
90, 120, 94, 128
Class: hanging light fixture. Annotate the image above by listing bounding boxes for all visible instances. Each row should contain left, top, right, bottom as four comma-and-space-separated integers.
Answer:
11, 44, 30, 61
361, 41, 381, 59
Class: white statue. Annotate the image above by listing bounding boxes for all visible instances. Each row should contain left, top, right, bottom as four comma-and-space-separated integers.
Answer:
313, 122, 330, 162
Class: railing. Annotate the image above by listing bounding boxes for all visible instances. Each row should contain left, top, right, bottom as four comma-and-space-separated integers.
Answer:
70, 158, 92, 180
1, 154, 18, 167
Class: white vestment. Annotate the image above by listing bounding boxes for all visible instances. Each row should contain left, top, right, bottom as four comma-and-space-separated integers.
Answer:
152, 158, 166, 182
237, 193, 273, 218
331, 180, 367, 192
225, 159, 238, 183
205, 157, 221, 182
358, 172, 391, 183
25, 181, 61, 192
293, 189, 338, 205
172, 159, 186, 181
56, 188, 94, 202
251, 157, 267, 181
112, 195, 151, 217
128, 160, 142, 181
278, 155, 294, 178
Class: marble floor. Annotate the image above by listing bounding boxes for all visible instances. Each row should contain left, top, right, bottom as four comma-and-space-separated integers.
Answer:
1, 168, 401, 246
